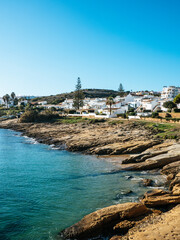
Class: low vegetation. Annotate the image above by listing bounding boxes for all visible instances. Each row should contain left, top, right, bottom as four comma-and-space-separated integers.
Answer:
20, 110, 107, 124
137, 121, 180, 140
20, 110, 59, 123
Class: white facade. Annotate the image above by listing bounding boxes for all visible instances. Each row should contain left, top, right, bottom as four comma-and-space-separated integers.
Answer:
61, 99, 74, 109
38, 101, 47, 105
83, 98, 106, 110
124, 94, 135, 103
161, 86, 180, 99
18, 100, 28, 106
136, 98, 159, 112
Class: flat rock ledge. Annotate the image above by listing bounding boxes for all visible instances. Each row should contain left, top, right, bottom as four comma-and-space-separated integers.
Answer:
60, 202, 149, 240
60, 189, 180, 240
121, 143, 180, 171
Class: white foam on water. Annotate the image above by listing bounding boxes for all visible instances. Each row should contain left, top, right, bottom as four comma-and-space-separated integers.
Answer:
23, 135, 39, 145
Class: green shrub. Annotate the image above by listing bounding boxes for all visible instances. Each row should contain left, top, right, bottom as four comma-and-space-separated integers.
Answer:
165, 113, 171, 118
128, 112, 136, 116
173, 108, 180, 113
69, 109, 76, 114
89, 118, 105, 124
152, 112, 159, 118
20, 110, 38, 123
20, 110, 59, 123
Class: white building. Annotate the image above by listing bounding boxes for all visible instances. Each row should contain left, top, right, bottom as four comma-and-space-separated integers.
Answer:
83, 98, 106, 110
61, 99, 74, 109
136, 98, 159, 112
38, 101, 47, 105
18, 100, 28, 106
161, 86, 180, 99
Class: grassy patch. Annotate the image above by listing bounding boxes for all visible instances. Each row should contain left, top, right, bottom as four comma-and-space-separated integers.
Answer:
55, 116, 106, 124
55, 116, 87, 124
108, 120, 124, 125
136, 121, 179, 140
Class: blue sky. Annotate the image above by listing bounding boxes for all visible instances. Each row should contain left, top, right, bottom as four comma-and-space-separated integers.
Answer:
0, 0, 180, 96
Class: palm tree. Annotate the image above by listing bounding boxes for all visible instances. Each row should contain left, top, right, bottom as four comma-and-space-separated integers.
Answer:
3, 94, 10, 107
106, 97, 115, 115
11, 92, 16, 100
11, 92, 16, 106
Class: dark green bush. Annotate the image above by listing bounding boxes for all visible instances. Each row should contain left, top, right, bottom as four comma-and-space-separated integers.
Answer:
20, 110, 59, 123
69, 109, 76, 114
89, 118, 105, 124
152, 112, 159, 118
165, 113, 171, 118
173, 108, 180, 113
128, 112, 136, 116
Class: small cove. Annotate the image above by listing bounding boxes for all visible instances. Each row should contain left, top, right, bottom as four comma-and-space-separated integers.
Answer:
0, 129, 166, 240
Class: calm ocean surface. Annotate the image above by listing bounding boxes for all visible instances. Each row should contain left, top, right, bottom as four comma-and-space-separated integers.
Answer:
0, 129, 165, 240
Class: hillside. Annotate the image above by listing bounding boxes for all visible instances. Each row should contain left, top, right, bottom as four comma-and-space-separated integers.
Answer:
31, 89, 120, 104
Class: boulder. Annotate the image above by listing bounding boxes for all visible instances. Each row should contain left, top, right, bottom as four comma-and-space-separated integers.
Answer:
60, 203, 149, 239
142, 179, 154, 187
161, 161, 180, 176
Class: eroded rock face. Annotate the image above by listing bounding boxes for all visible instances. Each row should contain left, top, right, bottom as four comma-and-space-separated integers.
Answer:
170, 173, 180, 193
141, 189, 180, 207
0, 119, 161, 155
91, 140, 161, 155
60, 203, 149, 239
118, 205, 180, 240
113, 220, 135, 233
122, 151, 180, 171
122, 150, 168, 164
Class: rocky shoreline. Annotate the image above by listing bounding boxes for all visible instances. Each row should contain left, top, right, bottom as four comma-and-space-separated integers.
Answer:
0, 119, 180, 239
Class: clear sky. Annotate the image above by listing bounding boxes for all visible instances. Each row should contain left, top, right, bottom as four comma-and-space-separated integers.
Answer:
0, 0, 180, 96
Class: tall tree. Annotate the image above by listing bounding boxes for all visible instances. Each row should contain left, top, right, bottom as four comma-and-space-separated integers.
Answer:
106, 96, 115, 115
73, 77, 84, 110
3, 94, 10, 107
118, 83, 125, 97
11, 92, 16, 100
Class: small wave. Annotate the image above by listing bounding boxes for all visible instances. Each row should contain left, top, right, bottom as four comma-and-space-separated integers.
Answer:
148, 186, 165, 189
49, 144, 66, 150
23, 136, 39, 145
131, 177, 143, 181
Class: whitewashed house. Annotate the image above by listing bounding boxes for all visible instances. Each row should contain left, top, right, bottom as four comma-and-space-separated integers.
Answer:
38, 101, 47, 105
136, 97, 159, 112
61, 99, 74, 109
18, 100, 28, 106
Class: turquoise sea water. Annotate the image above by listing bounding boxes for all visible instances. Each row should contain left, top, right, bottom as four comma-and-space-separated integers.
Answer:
0, 129, 165, 240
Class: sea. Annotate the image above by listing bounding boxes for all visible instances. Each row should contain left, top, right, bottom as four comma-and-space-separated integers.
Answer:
0, 129, 165, 240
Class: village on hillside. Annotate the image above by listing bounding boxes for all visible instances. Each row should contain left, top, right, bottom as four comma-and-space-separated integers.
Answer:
0, 85, 180, 120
